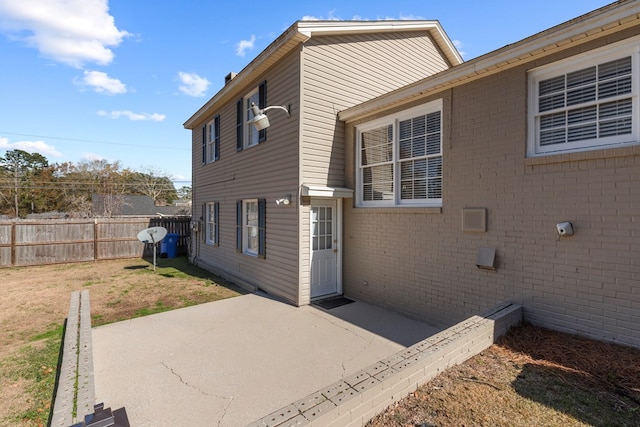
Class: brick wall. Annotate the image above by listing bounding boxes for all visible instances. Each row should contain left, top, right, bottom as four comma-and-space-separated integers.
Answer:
343, 32, 640, 349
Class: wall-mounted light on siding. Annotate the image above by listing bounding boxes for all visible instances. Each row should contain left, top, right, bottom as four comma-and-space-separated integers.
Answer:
251, 102, 291, 131
275, 195, 292, 206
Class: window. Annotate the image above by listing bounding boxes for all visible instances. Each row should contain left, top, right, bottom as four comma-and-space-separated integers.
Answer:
203, 115, 220, 164
205, 202, 219, 245
237, 81, 267, 151
356, 100, 443, 207
236, 199, 266, 258
528, 38, 639, 156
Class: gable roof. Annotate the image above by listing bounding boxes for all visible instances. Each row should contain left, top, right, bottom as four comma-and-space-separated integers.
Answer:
339, 0, 640, 123
183, 20, 462, 129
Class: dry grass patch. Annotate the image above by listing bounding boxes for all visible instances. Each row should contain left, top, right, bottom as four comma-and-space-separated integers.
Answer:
0, 257, 245, 427
368, 323, 640, 427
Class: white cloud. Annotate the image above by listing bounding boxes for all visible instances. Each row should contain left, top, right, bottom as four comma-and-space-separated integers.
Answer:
81, 152, 106, 162
396, 13, 425, 20
0, 0, 130, 68
0, 137, 62, 158
235, 35, 256, 57
302, 9, 340, 21
76, 70, 127, 95
302, 11, 424, 21
177, 72, 209, 97
97, 110, 166, 121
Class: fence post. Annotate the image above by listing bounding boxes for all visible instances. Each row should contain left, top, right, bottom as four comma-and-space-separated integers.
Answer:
11, 221, 16, 266
94, 219, 98, 262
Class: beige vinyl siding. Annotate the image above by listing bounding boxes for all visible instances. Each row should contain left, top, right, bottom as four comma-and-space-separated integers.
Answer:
342, 28, 640, 348
300, 31, 450, 188
192, 49, 302, 304
296, 31, 450, 303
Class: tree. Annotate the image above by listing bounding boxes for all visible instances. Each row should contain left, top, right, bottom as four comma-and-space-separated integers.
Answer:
0, 150, 49, 217
176, 186, 192, 201
75, 160, 131, 217
127, 167, 177, 205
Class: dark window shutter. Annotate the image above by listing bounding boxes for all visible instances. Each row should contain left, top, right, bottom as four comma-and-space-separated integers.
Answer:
201, 125, 206, 164
214, 115, 221, 160
236, 200, 242, 252
214, 201, 219, 247
258, 198, 266, 259
236, 99, 243, 151
258, 81, 267, 143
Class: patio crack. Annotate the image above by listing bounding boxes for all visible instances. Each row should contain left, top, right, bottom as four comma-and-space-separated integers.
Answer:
309, 309, 376, 372
161, 362, 234, 425
217, 397, 233, 427
161, 362, 211, 396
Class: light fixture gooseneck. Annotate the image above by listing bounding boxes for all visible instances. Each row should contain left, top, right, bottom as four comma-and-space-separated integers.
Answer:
251, 102, 291, 131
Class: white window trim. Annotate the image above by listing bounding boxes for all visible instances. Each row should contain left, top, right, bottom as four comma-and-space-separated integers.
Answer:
244, 88, 260, 149
205, 202, 217, 245
356, 99, 443, 208
243, 199, 258, 256
527, 36, 640, 157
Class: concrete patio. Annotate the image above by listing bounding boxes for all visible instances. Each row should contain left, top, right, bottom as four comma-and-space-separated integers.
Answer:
92, 293, 442, 426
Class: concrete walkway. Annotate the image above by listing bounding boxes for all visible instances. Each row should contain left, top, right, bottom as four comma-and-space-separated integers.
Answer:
92, 294, 441, 426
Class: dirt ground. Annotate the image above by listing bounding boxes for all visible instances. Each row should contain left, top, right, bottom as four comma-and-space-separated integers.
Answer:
0, 257, 244, 426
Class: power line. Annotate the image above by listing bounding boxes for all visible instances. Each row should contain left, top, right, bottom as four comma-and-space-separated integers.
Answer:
0, 131, 190, 151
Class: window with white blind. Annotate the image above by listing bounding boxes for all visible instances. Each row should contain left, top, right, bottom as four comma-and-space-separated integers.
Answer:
528, 38, 639, 156
236, 81, 267, 151
357, 100, 443, 207
205, 202, 218, 246
236, 199, 266, 258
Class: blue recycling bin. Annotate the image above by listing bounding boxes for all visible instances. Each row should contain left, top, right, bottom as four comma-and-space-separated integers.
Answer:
160, 233, 179, 258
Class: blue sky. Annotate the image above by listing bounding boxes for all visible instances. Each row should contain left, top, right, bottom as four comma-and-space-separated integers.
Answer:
0, 0, 613, 188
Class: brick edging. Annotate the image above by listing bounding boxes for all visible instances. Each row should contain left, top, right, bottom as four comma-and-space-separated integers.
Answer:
50, 290, 95, 426
248, 302, 522, 427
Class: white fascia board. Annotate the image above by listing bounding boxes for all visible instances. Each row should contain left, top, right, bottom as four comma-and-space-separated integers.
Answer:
298, 20, 441, 36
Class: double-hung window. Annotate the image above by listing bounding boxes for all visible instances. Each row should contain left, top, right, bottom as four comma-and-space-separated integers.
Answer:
236, 199, 266, 258
203, 115, 220, 164
357, 100, 443, 207
528, 37, 639, 156
205, 202, 219, 246
236, 81, 267, 151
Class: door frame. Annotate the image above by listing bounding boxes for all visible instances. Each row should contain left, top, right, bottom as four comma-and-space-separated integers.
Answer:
309, 197, 343, 300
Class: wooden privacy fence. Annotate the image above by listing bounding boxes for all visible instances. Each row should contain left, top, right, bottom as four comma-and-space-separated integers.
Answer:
0, 216, 191, 268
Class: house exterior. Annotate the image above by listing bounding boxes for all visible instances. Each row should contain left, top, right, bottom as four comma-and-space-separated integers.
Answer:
184, 21, 461, 305
339, 0, 640, 348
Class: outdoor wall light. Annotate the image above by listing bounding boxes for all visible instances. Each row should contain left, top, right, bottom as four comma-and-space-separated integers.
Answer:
275, 195, 292, 206
251, 102, 291, 131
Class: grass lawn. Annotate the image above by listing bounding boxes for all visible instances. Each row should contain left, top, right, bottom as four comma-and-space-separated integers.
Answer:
1, 257, 639, 426
0, 257, 245, 427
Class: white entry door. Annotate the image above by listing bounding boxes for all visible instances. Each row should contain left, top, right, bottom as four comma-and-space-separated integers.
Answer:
310, 200, 338, 298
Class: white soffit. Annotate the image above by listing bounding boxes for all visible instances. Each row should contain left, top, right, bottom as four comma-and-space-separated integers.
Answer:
301, 185, 354, 198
